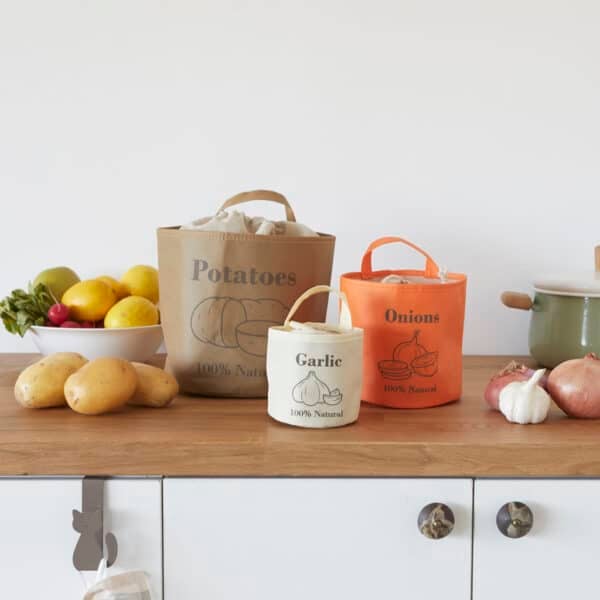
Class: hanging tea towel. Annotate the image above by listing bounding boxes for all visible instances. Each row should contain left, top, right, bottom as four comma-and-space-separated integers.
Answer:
82, 560, 153, 600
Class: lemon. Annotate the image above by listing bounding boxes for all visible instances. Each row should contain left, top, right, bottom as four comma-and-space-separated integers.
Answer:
121, 265, 159, 304
62, 280, 117, 321
104, 296, 159, 328
97, 275, 129, 300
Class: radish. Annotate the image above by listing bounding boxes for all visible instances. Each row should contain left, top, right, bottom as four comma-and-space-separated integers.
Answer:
47, 303, 70, 326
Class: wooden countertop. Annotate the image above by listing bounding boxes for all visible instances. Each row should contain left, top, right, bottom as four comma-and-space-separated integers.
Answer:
1, 354, 599, 477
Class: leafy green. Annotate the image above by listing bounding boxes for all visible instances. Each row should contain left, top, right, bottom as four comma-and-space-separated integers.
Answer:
0, 283, 55, 336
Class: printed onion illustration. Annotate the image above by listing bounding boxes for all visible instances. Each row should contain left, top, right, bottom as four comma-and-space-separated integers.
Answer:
378, 359, 412, 380
392, 330, 427, 363
411, 351, 438, 377
379, 331, 439, 380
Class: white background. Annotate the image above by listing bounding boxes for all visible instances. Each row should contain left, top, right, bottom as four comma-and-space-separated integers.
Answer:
1, 0, 599, 354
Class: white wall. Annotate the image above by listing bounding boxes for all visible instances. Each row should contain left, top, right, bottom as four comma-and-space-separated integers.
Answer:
1, 0, 599, 354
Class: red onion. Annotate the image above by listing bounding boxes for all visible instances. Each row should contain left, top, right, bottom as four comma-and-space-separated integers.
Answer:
485, 361, 548, 410
547, 353, 600, 418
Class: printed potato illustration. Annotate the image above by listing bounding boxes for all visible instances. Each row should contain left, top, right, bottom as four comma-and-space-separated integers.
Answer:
191, 296, 288, 355
411, 351, 438, 377
240, 298, 288, 323
190, 297, 247, 347
235, 320, 278, 357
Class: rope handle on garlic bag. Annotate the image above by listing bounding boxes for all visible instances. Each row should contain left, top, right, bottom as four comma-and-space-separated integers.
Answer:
284, 285, 353, 330
218, 190, 296, 222
361, 236, 440, 279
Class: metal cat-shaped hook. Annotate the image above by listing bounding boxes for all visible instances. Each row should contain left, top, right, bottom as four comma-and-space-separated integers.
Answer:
72, 478, 118, 571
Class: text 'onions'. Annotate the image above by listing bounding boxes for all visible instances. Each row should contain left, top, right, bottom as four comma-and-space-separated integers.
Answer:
547, 353, 600, 418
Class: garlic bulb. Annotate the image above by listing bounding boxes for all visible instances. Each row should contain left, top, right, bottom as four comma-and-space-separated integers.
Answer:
292, 371, 330, 406
499, 369, 551, 424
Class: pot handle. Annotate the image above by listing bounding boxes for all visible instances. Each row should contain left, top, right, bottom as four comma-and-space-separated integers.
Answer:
501, 291, 533, 311
284, 285, 352, 329
217, 190, 296, 222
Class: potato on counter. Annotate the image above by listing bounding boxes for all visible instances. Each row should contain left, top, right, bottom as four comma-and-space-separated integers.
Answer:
65, 357, 137, 415
14, 352, 87, 409
129, 362, 179, 408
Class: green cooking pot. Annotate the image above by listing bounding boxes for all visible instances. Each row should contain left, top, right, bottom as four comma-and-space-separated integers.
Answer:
502, 258, 600, 368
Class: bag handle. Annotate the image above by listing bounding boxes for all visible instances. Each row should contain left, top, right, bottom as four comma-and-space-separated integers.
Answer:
218, 190, 296, 222
361, 236, 440, 279
284, 285, 352, 329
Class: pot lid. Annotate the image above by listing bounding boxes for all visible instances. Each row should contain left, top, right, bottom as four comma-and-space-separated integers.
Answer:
534, 271, 600, 297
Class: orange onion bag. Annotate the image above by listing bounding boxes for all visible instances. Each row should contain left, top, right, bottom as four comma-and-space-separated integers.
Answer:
340, 237, 467, 408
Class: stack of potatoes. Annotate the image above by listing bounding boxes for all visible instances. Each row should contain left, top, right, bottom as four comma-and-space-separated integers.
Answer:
14, 353, 178, 415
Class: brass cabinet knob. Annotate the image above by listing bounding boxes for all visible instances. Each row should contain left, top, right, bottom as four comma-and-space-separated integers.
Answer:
418, 503, 455, 539
496, 501, 534, 538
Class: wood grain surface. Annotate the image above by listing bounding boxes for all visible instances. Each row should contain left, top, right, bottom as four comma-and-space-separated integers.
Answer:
1, 354, 599, 477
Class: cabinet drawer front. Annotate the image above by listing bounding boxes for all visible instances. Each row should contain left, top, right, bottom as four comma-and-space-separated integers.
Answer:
474, 479, 600, 599
0, 478, 163, 598
164, 478, 472, 600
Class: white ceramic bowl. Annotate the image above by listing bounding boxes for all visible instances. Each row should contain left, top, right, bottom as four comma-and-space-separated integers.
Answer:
29, 325, 163, 362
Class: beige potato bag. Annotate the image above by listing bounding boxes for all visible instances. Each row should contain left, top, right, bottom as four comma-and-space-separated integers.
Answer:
157, 190, 335, 397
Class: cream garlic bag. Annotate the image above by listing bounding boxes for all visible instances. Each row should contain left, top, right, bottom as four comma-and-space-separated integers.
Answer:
267, 285, 364, 428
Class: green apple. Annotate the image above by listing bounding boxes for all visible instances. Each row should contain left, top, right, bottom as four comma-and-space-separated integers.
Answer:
33, 267, 80, 302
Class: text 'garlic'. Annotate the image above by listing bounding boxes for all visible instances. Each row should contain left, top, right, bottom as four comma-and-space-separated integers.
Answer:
499, 368, 551, 424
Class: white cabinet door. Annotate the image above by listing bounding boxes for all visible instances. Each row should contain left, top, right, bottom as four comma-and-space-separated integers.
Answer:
0, 478, 163, 599
164, 478, 472, 600
473, 479, 600, 599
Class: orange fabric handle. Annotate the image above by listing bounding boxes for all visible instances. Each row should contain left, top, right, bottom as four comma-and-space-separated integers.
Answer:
360, 236, 439, 279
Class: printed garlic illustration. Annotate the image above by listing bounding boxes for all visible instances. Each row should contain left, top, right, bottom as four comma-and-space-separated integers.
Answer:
292, 371, 342, 406
323, 389, 343, 405
499, 368, 551, 424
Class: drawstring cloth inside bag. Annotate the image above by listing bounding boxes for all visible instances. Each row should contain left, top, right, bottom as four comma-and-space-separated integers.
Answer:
180, 190, 318, 236
81, 559, 152, 600
378, 267, 449, 284
285, 285, 353, 335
